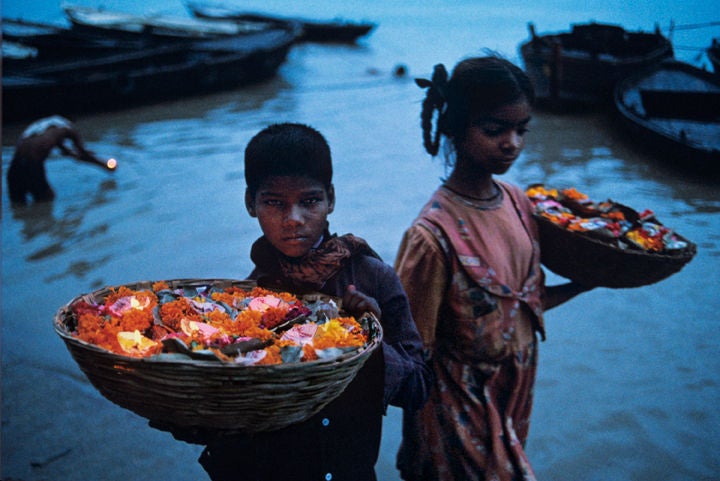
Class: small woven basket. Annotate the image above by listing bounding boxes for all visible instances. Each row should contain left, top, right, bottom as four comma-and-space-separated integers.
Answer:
535, 215, 696, 288
54, 278, 383, 434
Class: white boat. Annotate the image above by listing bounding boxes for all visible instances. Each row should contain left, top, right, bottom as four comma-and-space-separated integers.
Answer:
62, 4, 267, 39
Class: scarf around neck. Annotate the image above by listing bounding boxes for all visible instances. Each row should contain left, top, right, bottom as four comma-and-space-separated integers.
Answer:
250, 231, 381, 291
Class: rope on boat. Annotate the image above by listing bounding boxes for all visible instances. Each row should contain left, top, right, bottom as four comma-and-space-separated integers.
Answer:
674, 45, 713, 51
667, 20, 720, 31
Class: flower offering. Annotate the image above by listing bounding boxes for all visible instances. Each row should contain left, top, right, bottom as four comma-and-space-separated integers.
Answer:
526, 185, 688, 253
69, 282, 370, 364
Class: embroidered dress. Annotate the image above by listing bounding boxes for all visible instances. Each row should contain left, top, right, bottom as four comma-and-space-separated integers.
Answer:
395, 181, 545, 481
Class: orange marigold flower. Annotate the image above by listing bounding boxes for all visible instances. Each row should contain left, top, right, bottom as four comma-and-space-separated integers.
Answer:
235, 309, 263, 329
104, 286, 138, 306
120, 308, 154, 333
245, 326, 275, 341
567, 221, 590, 232
302, 343, 318, 361
103, 287, 158, 316
626, 229, 665, 252
526, 186, 558, 199
153, 281, 170, 291
248, 287, 298, 304
541, 211, 575, 227
205, 309, 232, 324
203, 309, 240, 336
261, 305, 291, 329
76, 312, 123, 353
234, 310, 274, 340
135, 290, 158, 308
224, 286, 251, 297
603, 210, 626, 221
159, 297, 202, 330
256, 345, 283, 365
210, 291, 242, 308
561, 187, 589, 201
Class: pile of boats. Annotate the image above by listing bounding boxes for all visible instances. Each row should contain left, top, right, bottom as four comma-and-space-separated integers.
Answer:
2, 3, 376, 122
4, 6, 716, 173
519, 22, 720, 173
186, 2, 375, 43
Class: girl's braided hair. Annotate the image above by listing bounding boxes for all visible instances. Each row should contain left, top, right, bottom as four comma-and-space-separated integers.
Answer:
415, 55, 535, 160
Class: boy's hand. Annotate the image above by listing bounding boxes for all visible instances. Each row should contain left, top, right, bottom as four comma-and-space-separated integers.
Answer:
342, 284, 381, 319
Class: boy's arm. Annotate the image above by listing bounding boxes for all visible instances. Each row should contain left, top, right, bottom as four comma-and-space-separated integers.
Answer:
372, 264, 433, 412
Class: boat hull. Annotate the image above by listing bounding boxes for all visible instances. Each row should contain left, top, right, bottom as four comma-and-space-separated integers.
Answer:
2, 30, 294, 122
519, 22, 673, 107
708, 39, 720, 76
187, 2, 375, 43
613, 60, 720, 174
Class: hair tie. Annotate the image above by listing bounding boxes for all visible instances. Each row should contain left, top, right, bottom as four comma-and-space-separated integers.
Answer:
415, 63, 449, 106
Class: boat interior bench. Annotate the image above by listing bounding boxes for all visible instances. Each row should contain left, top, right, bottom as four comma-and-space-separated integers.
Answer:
640, 89, 720, 121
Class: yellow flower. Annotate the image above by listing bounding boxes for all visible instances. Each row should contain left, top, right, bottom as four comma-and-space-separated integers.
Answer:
117, 330, 159, 356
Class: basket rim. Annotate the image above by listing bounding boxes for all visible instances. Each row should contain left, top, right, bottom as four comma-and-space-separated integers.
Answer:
533, 213, 697, 261
54, 278, 383, 369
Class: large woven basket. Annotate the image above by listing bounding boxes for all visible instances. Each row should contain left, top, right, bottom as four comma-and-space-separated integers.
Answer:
535, 215, 696, 288
54, 278, 383, 434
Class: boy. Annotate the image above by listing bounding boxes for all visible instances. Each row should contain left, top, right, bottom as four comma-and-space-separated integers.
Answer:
197, 123, 431, 481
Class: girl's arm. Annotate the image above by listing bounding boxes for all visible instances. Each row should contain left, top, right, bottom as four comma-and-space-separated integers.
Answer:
543, 281, 593, 310
394, 225, 447, 354
374, 264, 433, 412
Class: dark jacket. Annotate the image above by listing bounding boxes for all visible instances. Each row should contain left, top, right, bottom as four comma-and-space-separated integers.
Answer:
198, 235, 431, 481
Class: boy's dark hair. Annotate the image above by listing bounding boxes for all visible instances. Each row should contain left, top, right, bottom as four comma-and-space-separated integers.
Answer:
417, 55, 535, 158
244, 123, 333, 196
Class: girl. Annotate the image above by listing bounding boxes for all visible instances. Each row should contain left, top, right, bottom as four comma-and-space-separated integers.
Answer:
394, 56, 591, 481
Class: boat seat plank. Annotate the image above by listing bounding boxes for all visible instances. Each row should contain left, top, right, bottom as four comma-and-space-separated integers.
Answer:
640, 90, 720, 121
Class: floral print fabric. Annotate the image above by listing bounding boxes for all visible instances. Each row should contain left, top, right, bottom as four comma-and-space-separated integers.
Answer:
395, 181, 545, 481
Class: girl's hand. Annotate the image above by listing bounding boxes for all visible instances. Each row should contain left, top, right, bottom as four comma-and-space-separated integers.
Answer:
342, 284, 381, 319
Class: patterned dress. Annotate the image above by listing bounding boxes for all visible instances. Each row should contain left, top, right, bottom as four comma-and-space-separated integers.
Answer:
395, 181, 545, 481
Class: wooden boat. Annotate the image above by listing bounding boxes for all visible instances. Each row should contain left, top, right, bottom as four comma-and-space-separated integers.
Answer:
63, 4, 269, 40
2, 18, 153, 60
613, 60, 720, 174
519, 22, 674, 107
186, 1, 375, 43
2, 24, 296, 122
1, 40, 39, 71
708, 38, 720, 75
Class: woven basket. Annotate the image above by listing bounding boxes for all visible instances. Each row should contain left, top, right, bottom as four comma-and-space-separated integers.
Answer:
535, 215, 696, 288
54, 278, 383, 434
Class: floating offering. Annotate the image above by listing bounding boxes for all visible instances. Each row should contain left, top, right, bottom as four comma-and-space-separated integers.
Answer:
53, 279, 382, 433
67, 282, 369, 364
526, 185, 696, 288
106, 158, 117, 170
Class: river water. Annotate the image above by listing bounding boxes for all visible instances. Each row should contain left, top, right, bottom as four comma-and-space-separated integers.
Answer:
2, 1, 719, 480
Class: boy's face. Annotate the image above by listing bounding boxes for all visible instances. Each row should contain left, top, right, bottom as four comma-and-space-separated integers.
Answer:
246, 175, 335, 258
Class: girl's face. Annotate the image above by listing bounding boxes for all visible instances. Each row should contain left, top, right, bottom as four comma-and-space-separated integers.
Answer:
246, 175, 335, 258
456, 99, 532, 176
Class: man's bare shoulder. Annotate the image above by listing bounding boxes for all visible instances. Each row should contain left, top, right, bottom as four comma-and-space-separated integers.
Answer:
21, 116, 74, 139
